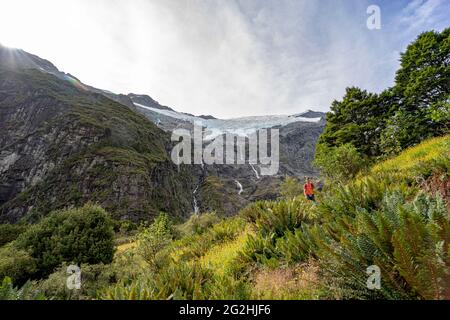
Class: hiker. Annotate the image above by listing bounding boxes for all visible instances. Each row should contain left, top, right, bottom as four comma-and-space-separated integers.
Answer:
304, 177, 315, 202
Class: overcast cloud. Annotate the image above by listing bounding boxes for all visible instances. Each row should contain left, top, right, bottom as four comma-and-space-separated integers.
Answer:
0, 0, 448, 118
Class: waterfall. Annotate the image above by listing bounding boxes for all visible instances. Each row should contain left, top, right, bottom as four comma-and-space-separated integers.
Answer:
235, 180, 244, 195
193, 185, 200, 214
250, 163, 260, 179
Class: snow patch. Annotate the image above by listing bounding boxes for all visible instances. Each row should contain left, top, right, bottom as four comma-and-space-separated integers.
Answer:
134, 102, 321, 139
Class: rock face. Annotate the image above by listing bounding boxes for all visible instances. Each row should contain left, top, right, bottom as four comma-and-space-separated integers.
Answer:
0, 65, 194, 223
0, 45, 326, 222
129, 101, 326, 216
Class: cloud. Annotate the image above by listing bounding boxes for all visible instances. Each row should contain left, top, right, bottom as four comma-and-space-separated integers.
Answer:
399, 0, 443, 32
0, 0, 447, 118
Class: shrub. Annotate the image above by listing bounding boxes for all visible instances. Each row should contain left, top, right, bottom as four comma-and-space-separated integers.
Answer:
314, 143, 366, 182
136, 213, 174, 270
0, 224, 28, 247
16, 204, 115, 277
35, 263, 117, 300
175, 212, 221, 237
238, 198, 315, 268
0, 277, 45, 300
242, 198, 313, 238
299, 191, 450, 299
280, 176, 303, 199
0, 244, 37, 284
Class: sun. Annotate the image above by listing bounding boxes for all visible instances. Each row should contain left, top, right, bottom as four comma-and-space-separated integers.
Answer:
0, 0, 39, 50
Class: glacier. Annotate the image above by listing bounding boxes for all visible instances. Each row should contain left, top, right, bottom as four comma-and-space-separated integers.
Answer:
133, 102, 321, 140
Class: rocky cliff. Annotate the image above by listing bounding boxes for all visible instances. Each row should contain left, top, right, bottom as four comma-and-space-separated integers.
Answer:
0, 45, 325, 222
0, 67, 194, 223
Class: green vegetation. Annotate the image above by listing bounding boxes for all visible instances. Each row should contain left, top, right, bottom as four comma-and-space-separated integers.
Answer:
0, 204, 114, 283
314, 143, 366, 182
0, 28, 448, 300
317, 28, 449, 163
0, 135, 448, 300
280, 176, 303, 199
0, 224, 28, 247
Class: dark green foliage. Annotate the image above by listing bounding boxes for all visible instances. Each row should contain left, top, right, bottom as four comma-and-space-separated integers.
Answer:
271, 179, 449, 299
314, 143, 366, 181
0, 244, 37, 284
239, 198, 314, 267
396, 29, 450, 113
316, 28, 450, 162
15, 204, 115, 277
241, 198, 313, 237
319, 87, 393, 158
0, 224, 28, 247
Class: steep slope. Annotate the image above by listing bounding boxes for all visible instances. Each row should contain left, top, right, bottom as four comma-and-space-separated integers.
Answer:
0, 67, 194, 223
132, 100, 326, 214
109, 135, 449, 301
0, 45, 326, 218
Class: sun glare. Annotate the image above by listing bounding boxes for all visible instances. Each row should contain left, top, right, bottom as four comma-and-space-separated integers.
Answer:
0, 0, 58, 50
0, 1, 31, 49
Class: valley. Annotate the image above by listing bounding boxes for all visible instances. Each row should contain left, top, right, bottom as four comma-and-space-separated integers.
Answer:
0, 26, 448, 301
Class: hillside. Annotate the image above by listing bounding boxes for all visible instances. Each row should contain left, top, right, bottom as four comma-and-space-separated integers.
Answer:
0, 67, 194, 223
0, 45, 327, 218
0, 26, 448, 301
3, 135, 443, 300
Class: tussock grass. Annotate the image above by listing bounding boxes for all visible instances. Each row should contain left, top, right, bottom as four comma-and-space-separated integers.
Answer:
371, 135, 449, 174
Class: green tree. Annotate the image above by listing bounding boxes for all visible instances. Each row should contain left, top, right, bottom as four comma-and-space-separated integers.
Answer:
396, 29, 450, 112
317, 28, 450, 162
15, 204, 115, 277
314, 143, 366, 182
318, 87, 395, 159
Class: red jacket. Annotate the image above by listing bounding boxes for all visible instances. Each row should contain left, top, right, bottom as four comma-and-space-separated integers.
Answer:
304, 182, 314, 195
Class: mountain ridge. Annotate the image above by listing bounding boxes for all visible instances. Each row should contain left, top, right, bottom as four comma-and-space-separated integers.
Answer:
0, 45, 326, 220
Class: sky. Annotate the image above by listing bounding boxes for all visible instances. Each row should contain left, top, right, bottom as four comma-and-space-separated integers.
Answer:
0, 0, 448, 118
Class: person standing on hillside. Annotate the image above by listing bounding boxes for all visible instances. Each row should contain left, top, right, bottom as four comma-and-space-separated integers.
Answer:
304, 177, 315, 202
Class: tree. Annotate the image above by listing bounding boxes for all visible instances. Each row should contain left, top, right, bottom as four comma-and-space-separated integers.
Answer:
318, 87, 396, 159
15, 204, 115, 277
317, 28, 450, 163
314, 144, 366, 182
395, 29, 450, 111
